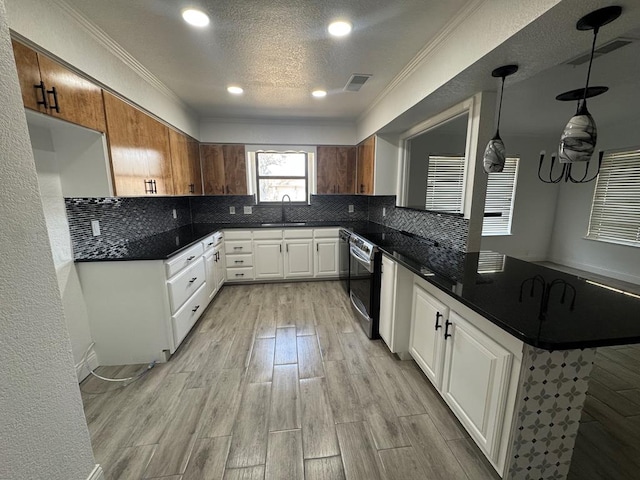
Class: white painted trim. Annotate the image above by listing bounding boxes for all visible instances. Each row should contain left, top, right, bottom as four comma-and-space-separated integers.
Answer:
359, 0, 487, 122
76, 349, 98, 383
396, 97, 475, 208
547, 257, 640, 286
86, 465, 104, 480
50, 0, 184, 107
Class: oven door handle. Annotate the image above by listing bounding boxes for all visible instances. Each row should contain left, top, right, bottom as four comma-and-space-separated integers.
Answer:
350, 245, 372, 269
350, 291, 370, 321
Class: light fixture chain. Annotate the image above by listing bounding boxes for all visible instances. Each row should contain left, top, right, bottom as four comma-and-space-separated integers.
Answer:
496, 75, 505, 134
582, 26, 599, 104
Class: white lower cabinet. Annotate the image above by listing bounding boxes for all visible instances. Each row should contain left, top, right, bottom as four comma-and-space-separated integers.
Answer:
225, 230, 254, 281
410, 283, 447, 387
284, 240, 313, 278
440, 311, 513, 460
314, 239, 339, 277
409, 277, 522, 476
254, 240, 284, 279
215, 244, 226, 290
379, 255, 397, 346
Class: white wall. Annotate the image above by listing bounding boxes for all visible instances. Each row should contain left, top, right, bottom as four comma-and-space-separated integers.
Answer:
373, 134, 399, 196
481, 134, 561, 261
200, 117, 357, 146
28, 122, 98, 381
547, 116, 640, 284
0, 1, 98, 477
6, 0, 199, 138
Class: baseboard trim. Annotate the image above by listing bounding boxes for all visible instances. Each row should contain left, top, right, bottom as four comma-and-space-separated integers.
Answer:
76, 349, 98, 383
87, 464, 104, 480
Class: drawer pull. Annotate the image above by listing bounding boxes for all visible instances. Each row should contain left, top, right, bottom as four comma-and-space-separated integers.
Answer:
189, 277, 197, 283
234, 260, 244, 264
435, 312, 442, 330
208, 242, 214, 246
233, 246, 243, 250
192, 305, 200, 313
187, 255, 196, 261
235, 273, 245, 277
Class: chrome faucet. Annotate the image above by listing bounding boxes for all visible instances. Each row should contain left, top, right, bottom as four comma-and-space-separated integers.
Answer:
281, 194, 291, 224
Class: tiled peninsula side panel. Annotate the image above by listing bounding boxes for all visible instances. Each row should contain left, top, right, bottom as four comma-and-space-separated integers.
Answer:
190, 194, 370, 224
506, 346, 597, 480
369, 196, 469, 252
65, 197, 191, 258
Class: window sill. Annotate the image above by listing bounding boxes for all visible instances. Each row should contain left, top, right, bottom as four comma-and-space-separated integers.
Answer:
482, 233, 513, 237
583, 235, 640, 248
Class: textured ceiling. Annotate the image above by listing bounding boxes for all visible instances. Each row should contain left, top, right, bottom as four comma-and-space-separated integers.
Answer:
63, 0, 469, 120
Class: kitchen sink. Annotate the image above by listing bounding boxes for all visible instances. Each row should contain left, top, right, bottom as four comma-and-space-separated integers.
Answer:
260, 222, 307, 227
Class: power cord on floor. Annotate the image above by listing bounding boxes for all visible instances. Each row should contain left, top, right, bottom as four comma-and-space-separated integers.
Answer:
81, 342, 156, 384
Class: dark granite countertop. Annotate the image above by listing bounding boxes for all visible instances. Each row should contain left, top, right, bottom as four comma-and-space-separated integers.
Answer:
75, 221, 640, 350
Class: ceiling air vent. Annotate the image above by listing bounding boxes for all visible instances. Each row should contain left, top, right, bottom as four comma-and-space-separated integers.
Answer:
566, 38, 633, 66
344, 74, 372, 92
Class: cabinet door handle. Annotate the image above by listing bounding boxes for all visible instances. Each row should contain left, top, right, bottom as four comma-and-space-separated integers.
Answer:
189, 277, 197, 283
444, 320, 452, 339
279, 245, 282, 253
233, 246, 243, 250
435, 312, 442, 330
286, 244, 289, 253
360, 184, 364, 193
47, 86, 60, 113
235, 273, 245, 277
192, 305, 200, 313
152, 179, 158, 194
34, 81, 49, 109
144, 179, 154, 194
187, 255, 196, 261
189, 183, 195, 193
316, 243, 319, 252
234, 260, 244, 264
226, 185, 230, 194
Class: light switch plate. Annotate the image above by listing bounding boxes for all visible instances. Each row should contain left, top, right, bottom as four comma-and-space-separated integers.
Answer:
348, 205, 354, 213
91, 220, 101, 236
382, 207, 386, 217
172, 209, 177, 219
243, 206, 252, 214
230, 206, 236, 214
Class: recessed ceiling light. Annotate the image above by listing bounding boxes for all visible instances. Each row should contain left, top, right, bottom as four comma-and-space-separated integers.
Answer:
328, 20, 352, 37
227, 86, 244, 95
312, 90, 327, 98
182, 8, 210, 27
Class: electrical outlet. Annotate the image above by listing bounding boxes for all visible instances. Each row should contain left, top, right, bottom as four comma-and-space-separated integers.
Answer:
243, 206, 252, 214
172, 209, 177, 219
348, 204, 354, 213
230, 206, 236, 214
382, 207, 386, 217
91, 220, 101, 236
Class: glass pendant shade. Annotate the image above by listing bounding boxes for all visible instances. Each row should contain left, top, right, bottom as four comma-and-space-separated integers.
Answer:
558, 102, 597, 163
483, 134, 506, 172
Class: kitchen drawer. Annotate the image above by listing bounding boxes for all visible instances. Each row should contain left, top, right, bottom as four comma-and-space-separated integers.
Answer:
313, 228, 339, 238
202, 231, 223, 251
226, 266, 254, 281
284, 228, 313, 239
224, 230, 252, 241
167, 257, 205, 313
226, 253, 253, 267
253, 229, 283, 240
172, 282, 208, 348
226, 240, 252, 253
165, 243, 204, 278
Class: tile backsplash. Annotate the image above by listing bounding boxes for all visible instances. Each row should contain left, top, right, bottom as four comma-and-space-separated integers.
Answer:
65, 194, 471, 258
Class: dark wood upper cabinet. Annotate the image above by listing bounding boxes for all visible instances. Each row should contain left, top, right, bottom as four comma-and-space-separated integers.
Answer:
103, 92, 174, 196
12, 39, 106, 133
356, 135, 375, 195
169, 129, 202, 195
201, 144, 247, 195
317, 146, 356, 194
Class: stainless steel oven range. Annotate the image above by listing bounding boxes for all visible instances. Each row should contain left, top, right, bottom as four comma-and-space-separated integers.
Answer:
348, 232, 382, 339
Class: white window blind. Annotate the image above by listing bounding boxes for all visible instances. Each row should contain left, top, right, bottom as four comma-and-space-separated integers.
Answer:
483, 157, 519, 236
587, 148, 640, 247
477, 251, 506, 273
425, 156, 465, 213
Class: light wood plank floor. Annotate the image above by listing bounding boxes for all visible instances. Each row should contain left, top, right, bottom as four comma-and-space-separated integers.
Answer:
81, 281, 499, 480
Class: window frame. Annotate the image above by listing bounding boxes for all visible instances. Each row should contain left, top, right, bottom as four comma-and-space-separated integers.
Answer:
482, 157, 519, 237
254, 151, 309, 204
586, 147, 640, 248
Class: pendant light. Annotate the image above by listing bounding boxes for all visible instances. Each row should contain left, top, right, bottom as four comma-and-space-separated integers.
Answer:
539, 5, 622, 183
483, 65, 518, 173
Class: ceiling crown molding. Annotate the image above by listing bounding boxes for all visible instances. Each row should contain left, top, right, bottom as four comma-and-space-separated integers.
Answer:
359, 0, 487, 122
51, 0, 185, 107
